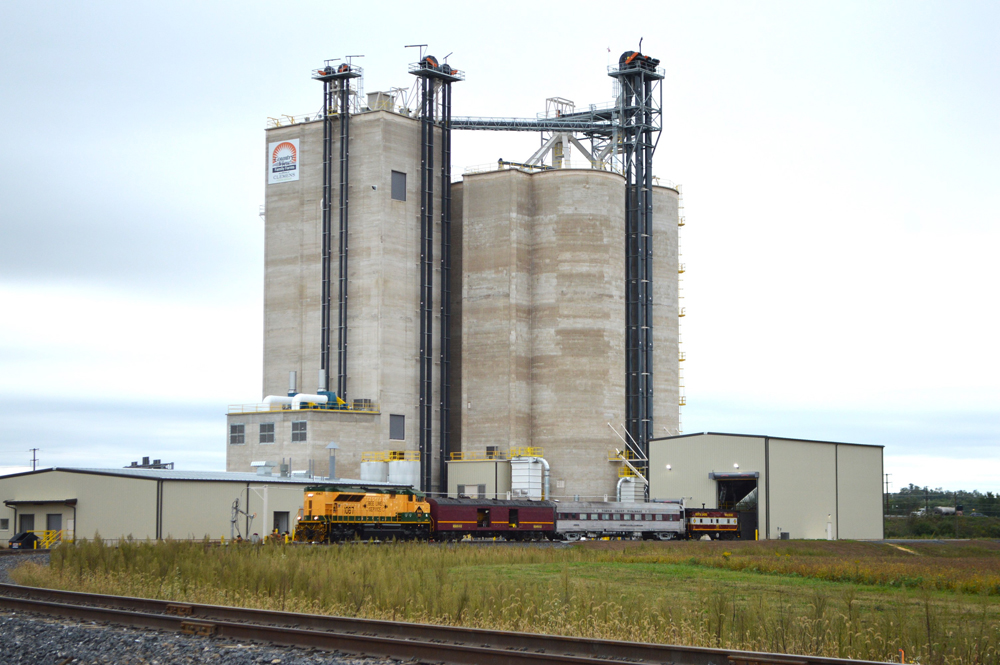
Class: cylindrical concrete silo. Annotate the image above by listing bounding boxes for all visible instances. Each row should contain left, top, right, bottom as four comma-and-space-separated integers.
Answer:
530, 169, 626, 501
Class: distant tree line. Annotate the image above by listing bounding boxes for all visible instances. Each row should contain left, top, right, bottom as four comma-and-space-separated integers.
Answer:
887, 483, 999, 517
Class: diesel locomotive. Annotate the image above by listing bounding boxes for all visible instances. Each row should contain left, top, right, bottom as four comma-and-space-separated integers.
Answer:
293, 485, 741, 542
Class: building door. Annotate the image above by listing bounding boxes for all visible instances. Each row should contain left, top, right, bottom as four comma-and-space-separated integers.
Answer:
19, 514, 34, 534
273, 511, 289, 534
46, 514, 62, 532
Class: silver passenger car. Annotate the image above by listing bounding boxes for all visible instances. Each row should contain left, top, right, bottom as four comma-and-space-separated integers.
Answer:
555, 500, 685, 540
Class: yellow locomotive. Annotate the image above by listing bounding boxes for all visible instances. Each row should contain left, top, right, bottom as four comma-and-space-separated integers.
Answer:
294, 485, 431, 542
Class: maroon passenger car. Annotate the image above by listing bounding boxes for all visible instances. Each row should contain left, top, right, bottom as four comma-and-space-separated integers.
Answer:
428, 498, 556, 540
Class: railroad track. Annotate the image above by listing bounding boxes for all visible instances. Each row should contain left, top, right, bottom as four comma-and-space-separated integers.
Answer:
0, 584, 888, 665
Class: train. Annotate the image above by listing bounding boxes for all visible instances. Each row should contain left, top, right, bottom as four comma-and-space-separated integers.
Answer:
293, 485, 742, 543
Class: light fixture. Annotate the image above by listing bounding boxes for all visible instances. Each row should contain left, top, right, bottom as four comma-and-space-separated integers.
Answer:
733, 463, 739, 469
666, 464, 672, 471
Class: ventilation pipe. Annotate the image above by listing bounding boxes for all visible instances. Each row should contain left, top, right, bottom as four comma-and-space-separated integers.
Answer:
288, 371, 297, 396
318, 369, 327, 393
291, 393, 328, 410
264, 395, 293, 407
539, 457, 550, 502
616, 476, 628, 502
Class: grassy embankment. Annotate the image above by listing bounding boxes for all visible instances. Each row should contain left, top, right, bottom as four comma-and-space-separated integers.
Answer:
885, 515, 1000, 539
12, 538, 1000, 664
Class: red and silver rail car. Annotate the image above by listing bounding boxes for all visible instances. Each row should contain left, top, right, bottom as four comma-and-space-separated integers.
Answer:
685, 509, 739, 540
428, 498, 556, 541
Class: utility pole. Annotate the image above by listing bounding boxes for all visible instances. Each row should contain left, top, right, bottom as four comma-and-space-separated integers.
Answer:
884, 473, 891, 515
29, 448, 39, 471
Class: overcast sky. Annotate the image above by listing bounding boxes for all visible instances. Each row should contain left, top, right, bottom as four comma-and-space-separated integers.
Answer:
1, 2, 997, 491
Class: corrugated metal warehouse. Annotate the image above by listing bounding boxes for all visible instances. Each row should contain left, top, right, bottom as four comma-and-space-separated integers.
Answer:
648, 433, 884, 540
0, 468, 325, 546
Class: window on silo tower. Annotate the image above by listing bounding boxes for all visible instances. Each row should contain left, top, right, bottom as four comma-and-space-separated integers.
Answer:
389, 414, 405, 440
229, 424, 245, 445
391, 171, 406, 201
291, 421, 307, 442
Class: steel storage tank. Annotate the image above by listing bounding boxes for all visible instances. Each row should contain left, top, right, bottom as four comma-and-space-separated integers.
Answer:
359, 457, 388, 483
386, 451, 420, 489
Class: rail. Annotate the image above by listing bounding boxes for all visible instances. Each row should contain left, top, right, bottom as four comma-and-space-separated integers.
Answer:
0, 584, 892, 665
228, 402, 380, 415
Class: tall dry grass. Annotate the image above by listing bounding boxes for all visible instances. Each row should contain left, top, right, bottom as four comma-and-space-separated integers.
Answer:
11, 539, 1000, 664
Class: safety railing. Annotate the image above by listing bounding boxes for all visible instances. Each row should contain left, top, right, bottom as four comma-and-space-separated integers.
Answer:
26, 530, 70, 548
449, 450, 507, 461
510, 447, 544, 458
228, 402, 380, 415
361, 450, 420, 463
607, 449, 642, 462
267, 112, 324, 128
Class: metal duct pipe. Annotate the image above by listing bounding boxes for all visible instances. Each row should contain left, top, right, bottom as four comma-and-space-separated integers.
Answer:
264, 395, 294, 408
539, 457, 550, 502
292, 393, 328, 410
617, 476, 627, 502
288, 371, 297, 396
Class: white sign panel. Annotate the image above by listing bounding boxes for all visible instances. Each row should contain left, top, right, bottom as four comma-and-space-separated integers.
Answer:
268, 139, 300, 184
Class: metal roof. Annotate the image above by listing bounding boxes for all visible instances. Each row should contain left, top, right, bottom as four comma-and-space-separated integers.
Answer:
0, 467, 405, 486
649, 432, 884, 448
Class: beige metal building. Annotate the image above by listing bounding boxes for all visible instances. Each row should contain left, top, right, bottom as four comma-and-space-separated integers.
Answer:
648, 433, 884, 540
0, 468, 331, 546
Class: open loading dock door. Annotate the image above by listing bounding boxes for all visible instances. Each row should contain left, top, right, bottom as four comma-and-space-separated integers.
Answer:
710, 471, 759, 539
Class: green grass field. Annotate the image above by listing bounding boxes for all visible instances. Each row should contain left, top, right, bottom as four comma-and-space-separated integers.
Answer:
12, 538, 1000, 664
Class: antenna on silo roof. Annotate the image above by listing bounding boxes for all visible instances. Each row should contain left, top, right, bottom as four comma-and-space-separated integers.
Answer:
404, 44, 428, 60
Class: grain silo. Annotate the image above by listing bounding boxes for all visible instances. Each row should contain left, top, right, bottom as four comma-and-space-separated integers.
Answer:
227, 50, 682, 501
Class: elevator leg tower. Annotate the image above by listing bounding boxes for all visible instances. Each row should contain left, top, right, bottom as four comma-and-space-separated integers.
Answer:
609, 51, 663, 484
314, 62, 362, 397
411, 55, 463, 493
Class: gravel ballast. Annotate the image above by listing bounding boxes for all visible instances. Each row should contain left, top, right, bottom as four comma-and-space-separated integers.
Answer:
0, 552, 50, 584
0, 611, 401, 665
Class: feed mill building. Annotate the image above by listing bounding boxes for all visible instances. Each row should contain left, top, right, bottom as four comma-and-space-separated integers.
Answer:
227, 52, 680, 501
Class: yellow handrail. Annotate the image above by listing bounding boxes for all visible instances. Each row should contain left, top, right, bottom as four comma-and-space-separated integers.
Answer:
28, 529, 69, 548
228, 402, 380, 415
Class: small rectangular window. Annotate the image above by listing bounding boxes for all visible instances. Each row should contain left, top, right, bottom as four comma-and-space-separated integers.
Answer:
259, 422, 275, 444
391, 171, 406, 201
229, 423, 245, 445
389, 414, 405, 440
291, 421, 307, 442
0, 518, 8, 530
601, 513, 610, 521
589, 514, 598, 520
